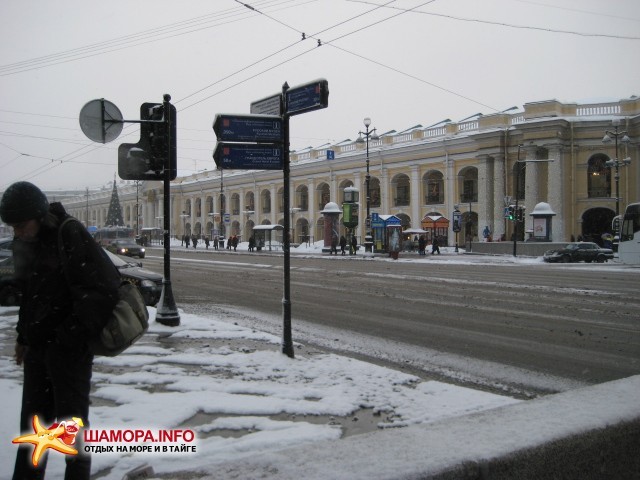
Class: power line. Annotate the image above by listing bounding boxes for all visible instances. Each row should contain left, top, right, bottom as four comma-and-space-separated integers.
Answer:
0, 1, 299, 76
346, 0, 640, 40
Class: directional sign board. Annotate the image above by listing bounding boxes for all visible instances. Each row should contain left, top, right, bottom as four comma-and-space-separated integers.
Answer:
213, 114, 283, 143
213, 142, 283, 170
285, 79, 329, 116
250, 94, 282, 116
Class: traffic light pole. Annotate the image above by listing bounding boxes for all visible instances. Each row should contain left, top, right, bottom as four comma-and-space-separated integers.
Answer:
155, 94, 180, 326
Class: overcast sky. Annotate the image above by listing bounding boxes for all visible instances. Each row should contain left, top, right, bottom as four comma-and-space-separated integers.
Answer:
1, 0, 639, 192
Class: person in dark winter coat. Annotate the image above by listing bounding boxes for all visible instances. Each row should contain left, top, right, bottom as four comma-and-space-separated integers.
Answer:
351, 235, 358, 255
330, 235, 338, 255
418, 235, 426, 255
339, 235, 347, 255
1, 182, 120, 480
432, 236, 441, 254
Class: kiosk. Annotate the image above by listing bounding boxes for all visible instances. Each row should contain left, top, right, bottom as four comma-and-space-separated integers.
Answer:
371, 214, 402, 255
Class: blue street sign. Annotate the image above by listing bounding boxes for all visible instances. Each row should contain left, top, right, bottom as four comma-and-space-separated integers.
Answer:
213, 114, 283, 143
285, 79, 329, 116
327, 149, 335, 160
213, 142, 284, 170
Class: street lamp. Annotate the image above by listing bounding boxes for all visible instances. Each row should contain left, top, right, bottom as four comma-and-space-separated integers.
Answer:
602, 118, 631, 220
290, 207, 301, 245
243, 210, 254, 242
356, 118, 379, 254
180, 211, 189, 243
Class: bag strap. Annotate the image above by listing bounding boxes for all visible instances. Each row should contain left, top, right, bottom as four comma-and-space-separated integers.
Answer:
57, 217, 77, 279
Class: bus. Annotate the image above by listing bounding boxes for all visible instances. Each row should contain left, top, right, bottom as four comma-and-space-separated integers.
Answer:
618, 202, 640, 265
93, 226, 134, 247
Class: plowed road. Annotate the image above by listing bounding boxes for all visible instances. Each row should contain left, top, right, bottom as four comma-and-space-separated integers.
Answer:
143, 249, 640, 397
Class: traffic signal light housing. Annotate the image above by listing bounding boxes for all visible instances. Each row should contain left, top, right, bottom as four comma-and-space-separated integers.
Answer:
118, 102, 177, 181
506, 205, 515, 221
516, 206, 526, 222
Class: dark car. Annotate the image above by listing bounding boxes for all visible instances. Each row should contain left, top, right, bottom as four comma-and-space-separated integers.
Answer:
106, 239, 146, 259
103, 249, 162, 306
543, 242, 614, 263
0, 240, 162, 307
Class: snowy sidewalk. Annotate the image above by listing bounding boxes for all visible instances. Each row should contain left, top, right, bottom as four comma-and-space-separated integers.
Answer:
1, 306, 520, 479
2, 306, 638, 479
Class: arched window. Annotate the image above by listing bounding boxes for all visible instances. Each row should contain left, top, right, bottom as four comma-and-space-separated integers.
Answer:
295, 185, 309, 211
424, 171, 444, 204
459, 167, 478, 203
231, 194, 240, 215
587, 155, 611, 198
317, 183, 330, 210
368, 177, 381, 208
261, 189, 271, 213
245, 191, 255, 211
393, 174, 410, 206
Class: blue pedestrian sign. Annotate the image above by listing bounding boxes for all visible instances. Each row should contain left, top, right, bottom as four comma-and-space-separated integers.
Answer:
213, 142, 284, 170
327, 149, 335, 160
213, 114, 283, 143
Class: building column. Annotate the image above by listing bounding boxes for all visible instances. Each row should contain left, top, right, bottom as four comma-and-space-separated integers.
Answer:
410, 165, 420, 227
476, 155, 493, 239
492, 153, 506, 241
546, 144, 565, 241
270, 185, 277, 225
380, 169, 389, 215
524, 144, 540, 224
445, 153, 456, 243
307, 178, 316, 239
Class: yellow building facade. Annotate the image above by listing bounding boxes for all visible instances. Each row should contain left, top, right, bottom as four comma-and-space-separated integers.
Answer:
62, 97, 639, 248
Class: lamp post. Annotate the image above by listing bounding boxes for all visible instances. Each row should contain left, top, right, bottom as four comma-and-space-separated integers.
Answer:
602, 118, 631, 220
356, 117, 379, 254
243, 210, 254, 242
452, 206, 461, 253
180, 211, 188, 243
290, 207, 301, 245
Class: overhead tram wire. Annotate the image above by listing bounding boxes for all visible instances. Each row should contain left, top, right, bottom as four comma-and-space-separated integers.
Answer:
175, 0, 402, 110
347, 0, 640, 41
0, 0, 301, 76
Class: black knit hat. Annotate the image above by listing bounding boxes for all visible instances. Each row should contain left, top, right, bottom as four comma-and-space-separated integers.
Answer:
0, 181, 50, 224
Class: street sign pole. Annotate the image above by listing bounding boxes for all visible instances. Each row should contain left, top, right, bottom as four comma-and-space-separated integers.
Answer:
156, 94, 180, 326
281, 82, 294, 359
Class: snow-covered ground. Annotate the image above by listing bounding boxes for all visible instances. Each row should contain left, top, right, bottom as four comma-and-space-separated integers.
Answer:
0, 242, 636, 479
0, 305, 523, 479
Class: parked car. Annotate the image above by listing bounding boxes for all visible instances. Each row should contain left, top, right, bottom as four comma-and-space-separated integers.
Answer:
543, 242, 614, 263
106, 239, 146, 258
103, 249, 162, 306
0, 240, 162, 307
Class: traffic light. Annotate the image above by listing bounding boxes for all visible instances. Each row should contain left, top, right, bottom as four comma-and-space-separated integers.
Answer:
506, 205, 515, 221
516, 206, 526, 222
118, 102, 177, 181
